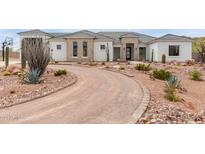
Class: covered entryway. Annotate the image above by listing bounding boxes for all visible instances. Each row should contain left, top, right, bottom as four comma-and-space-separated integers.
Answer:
113, 47, 120, 61
126, 43, 134, 61
139, 47, 146, 61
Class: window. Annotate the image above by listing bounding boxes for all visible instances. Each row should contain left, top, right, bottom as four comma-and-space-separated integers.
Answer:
73, 42, 78, 57
169, 45, 179, 56
56, 45, 62, 50
100, 45, 105, 50
83, 42, 88, 57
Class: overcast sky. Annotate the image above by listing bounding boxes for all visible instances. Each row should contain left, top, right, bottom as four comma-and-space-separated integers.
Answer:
1, 29, 205, 51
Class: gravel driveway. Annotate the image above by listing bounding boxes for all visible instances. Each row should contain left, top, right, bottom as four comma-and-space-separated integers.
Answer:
0, 65, 143, 124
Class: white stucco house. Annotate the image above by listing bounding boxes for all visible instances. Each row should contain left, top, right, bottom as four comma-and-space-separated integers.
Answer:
18, 29, 192, 62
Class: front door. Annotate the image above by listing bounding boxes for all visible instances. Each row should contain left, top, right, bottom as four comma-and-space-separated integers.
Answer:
126, 47, 131, 60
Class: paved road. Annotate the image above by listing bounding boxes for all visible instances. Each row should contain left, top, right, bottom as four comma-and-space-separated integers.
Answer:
0, 65, 143, 124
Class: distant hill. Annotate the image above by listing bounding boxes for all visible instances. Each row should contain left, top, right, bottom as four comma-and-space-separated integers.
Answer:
192, 37, 205, 52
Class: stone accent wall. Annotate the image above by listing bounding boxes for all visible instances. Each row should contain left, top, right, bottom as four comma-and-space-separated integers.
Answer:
120, 38, 139, 61
66, 38, 94, 62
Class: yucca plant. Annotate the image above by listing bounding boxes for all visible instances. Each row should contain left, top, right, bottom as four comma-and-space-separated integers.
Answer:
165, 75, 181, 102
167, 75, 181, 89
23, 68, 41, 84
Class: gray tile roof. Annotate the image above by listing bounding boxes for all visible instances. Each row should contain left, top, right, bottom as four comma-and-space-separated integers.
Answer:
58, 30, 113, 40
18, 30, 192, 44
149, 34, 192, 44
50, 33, 70, 37
98, 31, 156, 44
17, 29, 54, 37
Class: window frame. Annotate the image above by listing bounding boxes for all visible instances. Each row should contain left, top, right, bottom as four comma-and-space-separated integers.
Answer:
169, 45, 180, 57
83, 41, 88, 57
100, 44, 106, 50
56, 44, 62, 50
73, 41, 78, 57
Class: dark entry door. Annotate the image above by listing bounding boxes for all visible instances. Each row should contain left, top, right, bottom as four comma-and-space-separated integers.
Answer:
126, 47, 131, 60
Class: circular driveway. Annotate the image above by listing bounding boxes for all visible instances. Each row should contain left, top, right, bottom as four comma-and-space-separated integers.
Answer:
0, 65, 144, 124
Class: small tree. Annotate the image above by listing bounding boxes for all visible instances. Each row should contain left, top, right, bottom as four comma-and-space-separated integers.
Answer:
197, 42, 205, 63
22, 38, 50, 76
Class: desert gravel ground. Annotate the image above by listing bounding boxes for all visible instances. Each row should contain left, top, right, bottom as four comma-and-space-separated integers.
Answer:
0, 65, 143, 124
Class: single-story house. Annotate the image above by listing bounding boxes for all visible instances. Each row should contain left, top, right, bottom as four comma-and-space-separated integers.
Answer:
18, 29, 192, 62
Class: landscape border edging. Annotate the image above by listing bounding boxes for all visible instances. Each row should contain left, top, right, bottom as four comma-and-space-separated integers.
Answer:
102, 68, 150, 124
0, 73, 78, 109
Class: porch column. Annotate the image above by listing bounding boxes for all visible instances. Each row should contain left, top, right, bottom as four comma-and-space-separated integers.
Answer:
134, 43, 139, 61
120, 45, 126, 61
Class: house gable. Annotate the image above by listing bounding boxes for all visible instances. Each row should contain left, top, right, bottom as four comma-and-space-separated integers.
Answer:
63, 30, 96, 39
18, 29, 54, 37
149, 34, 192, 44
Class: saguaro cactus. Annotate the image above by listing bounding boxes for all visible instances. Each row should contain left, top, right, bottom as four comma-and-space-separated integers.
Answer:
5, 47, 9, 68
162, 54, 166, 64
21, 51, 26, 69
151, 51, 154, 62
21, 39, 26, 69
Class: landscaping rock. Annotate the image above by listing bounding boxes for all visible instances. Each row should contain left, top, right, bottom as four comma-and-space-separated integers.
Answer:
0, 67, 76, 108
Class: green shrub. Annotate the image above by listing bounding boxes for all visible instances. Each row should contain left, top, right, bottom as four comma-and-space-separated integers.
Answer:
54, 69, 67, 76
167, 75, 181, 89
135, 64, 151, 71
153, 69, 171, 80
24, 68, 41, 84
189, 69, 202, 81
165, 87, 179, 102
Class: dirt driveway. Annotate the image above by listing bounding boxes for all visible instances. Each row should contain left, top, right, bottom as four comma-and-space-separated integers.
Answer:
0, 65, 143, 124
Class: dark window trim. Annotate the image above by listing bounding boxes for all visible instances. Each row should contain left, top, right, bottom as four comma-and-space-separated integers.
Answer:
56, 44, 62, 50
100, 45, 106, 50
169, 45, 180, 56
73, 41, 78, 57
83, 42, 88, 57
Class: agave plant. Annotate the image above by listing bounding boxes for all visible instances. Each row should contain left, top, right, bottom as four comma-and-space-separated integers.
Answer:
24, 68, 42, 84
167, 75, 181, 89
